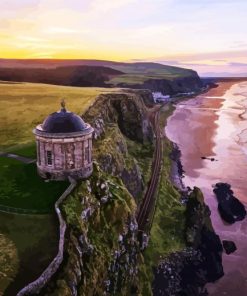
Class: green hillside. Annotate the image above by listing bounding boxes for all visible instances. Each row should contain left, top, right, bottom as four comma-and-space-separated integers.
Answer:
0, 82, 119, 150
106, 62, 198, 85
0, 59, 199, 86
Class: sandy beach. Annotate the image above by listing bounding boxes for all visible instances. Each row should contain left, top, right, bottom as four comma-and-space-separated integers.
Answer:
165, 81, 247, 296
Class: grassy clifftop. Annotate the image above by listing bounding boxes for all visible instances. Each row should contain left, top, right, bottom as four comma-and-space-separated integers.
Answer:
41, 90, 156, 295
0, 82, 119, 150
107, 62, 198, 85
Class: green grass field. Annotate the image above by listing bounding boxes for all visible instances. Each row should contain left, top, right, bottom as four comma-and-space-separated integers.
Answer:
6, 142, 36, 158
0, 82, 118, 151
0, 157, 69, 211
0, 213, 58, 296
107, 63, 194, 85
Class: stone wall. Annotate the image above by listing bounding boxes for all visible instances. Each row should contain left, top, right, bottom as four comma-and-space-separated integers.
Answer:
16, 177, 77, 296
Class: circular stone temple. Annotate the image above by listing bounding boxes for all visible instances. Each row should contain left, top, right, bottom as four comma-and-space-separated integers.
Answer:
33, 100, 94, 180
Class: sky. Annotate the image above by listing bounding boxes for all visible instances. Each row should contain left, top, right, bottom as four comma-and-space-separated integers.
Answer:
0, 0, 247, 76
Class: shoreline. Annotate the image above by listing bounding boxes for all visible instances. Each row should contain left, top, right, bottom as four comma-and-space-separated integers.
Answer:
153, 107, 224, 295
165, 80, 247, 295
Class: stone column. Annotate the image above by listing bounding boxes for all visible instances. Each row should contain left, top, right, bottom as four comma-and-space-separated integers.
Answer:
74, 141, 83, 169
39, 140, 46, 167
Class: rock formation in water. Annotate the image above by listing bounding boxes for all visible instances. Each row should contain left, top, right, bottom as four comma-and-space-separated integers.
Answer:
222, 240, 237, 255
213, 183, 246, 224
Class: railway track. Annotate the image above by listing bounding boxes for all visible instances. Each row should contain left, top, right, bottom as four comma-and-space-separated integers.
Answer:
137, 109, 162, 232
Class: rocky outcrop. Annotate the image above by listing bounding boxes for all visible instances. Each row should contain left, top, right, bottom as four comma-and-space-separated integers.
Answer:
84, 91, 154, 143
185, 188, 224, 283
116, 73, 203, 96
40, 163, 146, 296
222, 240, 237, 255
213, 183, 246, 224
83, 91, 154, 199
153, 187, 224, 296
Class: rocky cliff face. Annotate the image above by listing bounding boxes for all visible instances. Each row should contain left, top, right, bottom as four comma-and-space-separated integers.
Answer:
153, 187, 224, 296
84, 91, 154, 199
116, 72, 203, 96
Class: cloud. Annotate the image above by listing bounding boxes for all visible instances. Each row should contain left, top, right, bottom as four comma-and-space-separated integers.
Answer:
153, 50, 247, 63
17, 36, 47, 42
228, 62, 247, 67
230, 41, 247, 48
27, 51, 55, 58
90, 0, 137, 12
1, 0, 40, 10
45, 27, 81, 34
213, 59, 228, 62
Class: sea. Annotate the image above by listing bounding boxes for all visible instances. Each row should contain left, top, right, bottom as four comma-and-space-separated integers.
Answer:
165, 81, 247, 296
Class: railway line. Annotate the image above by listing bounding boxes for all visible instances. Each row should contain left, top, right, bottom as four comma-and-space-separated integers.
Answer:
137, 109, 163, 232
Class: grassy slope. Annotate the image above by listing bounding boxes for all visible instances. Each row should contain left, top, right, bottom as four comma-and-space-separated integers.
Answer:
107, 63, 195, 85
0, 60, 197, 87
0, 213, 58, 296
0, 157, 69, 211
143, 105, 186, 284
58, 164, 137, 296
110, 103, 186, 293
0, 82, 119, 150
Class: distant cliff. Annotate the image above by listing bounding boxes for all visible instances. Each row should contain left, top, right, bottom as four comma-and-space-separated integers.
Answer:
0, 66, 123, 87
0, 59, 204, 95
115, 74, 203, 95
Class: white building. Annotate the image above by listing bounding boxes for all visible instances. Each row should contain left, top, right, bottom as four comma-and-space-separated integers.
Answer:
152, 92, 171, 103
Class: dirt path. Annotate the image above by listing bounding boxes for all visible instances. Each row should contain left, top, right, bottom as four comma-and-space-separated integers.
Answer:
0, 152, 36, 164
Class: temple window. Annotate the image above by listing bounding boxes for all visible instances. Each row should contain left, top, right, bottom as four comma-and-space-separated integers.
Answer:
46, 150, 52, 166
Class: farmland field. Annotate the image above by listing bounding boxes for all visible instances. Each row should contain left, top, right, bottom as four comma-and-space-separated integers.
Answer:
0, 81, 118, 151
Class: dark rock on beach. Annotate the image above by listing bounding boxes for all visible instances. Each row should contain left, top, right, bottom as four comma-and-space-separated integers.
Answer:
222, 240, 237, 255
213, 183, 246, 224
201, 156, 217, 161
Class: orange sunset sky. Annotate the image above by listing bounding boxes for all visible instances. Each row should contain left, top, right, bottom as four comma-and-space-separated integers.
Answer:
0, 0, 247, 76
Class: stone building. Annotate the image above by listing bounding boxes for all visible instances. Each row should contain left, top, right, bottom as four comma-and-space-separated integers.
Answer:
33, 100, 94, 180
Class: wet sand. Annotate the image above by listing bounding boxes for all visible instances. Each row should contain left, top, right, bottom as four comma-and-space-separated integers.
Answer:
165, 81, 247, 296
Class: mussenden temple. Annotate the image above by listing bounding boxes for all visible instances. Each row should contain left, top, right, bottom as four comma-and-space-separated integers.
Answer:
33, 100, 94, 180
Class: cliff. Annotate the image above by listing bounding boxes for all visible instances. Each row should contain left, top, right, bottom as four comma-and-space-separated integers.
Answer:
84, 90, 154, 199
0, 66, 123, 87
19, 90, 221, 296
36, 90, 155, 296
0, 60, 204, 96
153, 187, 224, 296
114, 72, 203, 96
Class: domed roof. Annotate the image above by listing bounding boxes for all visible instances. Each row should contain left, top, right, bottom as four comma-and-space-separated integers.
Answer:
41, 100, 87, 133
